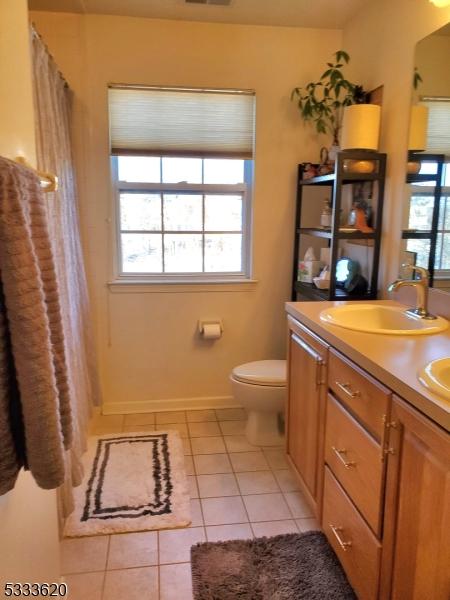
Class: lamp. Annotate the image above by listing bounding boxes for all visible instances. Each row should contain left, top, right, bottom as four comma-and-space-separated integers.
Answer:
429, 0, 450, 7
341, 104, 381, 151
407, 105, 429, 174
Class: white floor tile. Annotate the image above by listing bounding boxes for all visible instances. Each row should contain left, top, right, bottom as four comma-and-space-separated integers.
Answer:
252, 520, 299, 538
273, 469, 300, 492
160, 563, 193, 600
159, 527, 205, 564
197, 473, 239, 498
236, 471, 279, 495
188, 475, 199, 499
64, 572, 104, 600
122, 423, 155, 433
243, 493, 291, 522
107, 531, 158, 570
155, 411, 186, 424
123, 413, 155, 427
161, 423, 188, 438
189, 499, 204, 527
61, 536, 109, 574
229, 451, 269, 472
184, 455, 194, 475
183, 438, 192, 455
187, 409, 217, 423
296, 517, 321, 532
219, 420, 246, 435
284, 492, 314, 518
216, 408, 246, 421
188, 421, 221, 438
206, 523, 253, 542
191, 436, 226, 455
201, 496, 248, 526
103, 567, 158, 600
193, 453, 232, 475
90, 415, 124, 435
263, 448, 289, 470
224, 435, 259, 453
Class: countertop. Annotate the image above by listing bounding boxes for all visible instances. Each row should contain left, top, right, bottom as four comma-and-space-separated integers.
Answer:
285, 300, 450, 433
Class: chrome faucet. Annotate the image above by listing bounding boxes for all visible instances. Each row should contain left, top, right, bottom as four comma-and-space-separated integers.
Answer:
388, 265, 436, 320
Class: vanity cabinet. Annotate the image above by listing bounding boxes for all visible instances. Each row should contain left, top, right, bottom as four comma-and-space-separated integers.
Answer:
381, 396, 450, 600
286, 315, 450, 600
286, 316, 328, 515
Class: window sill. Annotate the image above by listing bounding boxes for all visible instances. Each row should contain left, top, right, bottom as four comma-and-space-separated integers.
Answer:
107, 278, 259, 293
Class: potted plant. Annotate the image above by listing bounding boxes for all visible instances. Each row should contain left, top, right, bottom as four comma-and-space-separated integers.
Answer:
291, 50, 366, 158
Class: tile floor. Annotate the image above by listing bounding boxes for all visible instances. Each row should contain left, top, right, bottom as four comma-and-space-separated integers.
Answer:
62, 408, 320, 600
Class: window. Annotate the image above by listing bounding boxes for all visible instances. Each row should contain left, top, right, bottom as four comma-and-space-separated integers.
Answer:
108, 85, 255, 281
406, 162, 450, 273
113, 156, 252, 277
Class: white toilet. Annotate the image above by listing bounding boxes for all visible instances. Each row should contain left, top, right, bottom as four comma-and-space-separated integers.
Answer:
230, 360, 286, 447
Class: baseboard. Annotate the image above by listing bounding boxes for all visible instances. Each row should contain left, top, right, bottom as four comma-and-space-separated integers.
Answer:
102, 395, 241, 415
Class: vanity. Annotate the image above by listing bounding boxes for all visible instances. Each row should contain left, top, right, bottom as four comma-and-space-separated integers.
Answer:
285, 300, 450, 600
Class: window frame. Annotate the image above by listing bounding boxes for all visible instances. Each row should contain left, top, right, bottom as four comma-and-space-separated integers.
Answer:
111, 156, 254, 283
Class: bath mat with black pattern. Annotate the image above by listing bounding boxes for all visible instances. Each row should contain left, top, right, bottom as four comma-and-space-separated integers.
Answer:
64, 431, 190, 537
191, 531, 356, 600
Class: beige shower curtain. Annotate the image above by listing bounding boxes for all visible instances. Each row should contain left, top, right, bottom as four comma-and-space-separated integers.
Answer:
31, 27, 101, 518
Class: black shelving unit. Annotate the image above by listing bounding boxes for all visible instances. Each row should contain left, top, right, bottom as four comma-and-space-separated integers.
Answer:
292, 150, 387, 301
402, 152, 444, 286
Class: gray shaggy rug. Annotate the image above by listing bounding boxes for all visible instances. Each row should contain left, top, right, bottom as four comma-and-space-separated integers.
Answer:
191, 531, 356, 600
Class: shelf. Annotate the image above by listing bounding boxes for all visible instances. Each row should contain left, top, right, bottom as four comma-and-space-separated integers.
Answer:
294, 281, 376, 301
406, 174, 439, 184
299, 172, 379, 186
298, 227, 376, 240
402, 230, 433, 239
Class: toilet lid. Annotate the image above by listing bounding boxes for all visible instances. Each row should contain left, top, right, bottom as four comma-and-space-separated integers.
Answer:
232, 360, 286, 387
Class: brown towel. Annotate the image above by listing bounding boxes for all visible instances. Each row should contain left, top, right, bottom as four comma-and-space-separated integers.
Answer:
0, 157, 72, 491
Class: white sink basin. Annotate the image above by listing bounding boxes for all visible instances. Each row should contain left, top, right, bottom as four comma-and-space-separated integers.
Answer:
419, 358, 450, 400
320, 304, 448, 335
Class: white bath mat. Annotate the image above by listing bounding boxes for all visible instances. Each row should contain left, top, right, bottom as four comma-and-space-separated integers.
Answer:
64, 431, 191, 537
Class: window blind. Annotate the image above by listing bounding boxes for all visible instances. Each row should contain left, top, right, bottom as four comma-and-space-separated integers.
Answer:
108, 85, 256, 159
420, 98, 450, 155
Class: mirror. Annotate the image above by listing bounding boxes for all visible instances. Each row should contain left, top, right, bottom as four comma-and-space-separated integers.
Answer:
402, 23, 450, 292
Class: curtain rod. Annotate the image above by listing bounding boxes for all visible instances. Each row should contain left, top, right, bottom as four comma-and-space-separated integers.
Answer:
15, 157, 58, 193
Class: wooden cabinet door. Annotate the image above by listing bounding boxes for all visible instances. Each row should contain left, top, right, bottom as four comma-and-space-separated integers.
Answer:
381, 396, 450, 600
287, 321, 327, 512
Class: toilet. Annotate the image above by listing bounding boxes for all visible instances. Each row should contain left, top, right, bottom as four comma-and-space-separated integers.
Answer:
230, 360, 286, 447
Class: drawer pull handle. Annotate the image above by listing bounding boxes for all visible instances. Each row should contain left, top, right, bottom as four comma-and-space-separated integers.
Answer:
329, 524, 352, 551
331, 446, 356, 469
335, 380, 360, 399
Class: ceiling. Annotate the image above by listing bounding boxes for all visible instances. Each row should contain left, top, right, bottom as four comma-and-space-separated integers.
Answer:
28, 0, 369, 29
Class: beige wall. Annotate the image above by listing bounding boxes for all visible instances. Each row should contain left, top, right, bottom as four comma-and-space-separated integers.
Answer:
0, 0, 60, 586
416, 33, 450, 98
343, 0, 450, 295
31, 11, 342, 412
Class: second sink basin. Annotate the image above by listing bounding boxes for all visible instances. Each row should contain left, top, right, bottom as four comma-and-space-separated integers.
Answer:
320, 303, 448, 335
419, 358, 450, 400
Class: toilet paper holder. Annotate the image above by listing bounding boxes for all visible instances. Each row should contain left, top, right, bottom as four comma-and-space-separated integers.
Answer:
198, 319, 223, 336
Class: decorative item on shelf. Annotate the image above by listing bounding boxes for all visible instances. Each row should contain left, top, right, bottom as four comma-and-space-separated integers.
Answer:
298, 247, 322, 283
318, 147, 334, 175
407, 105, 429, 174
313, 266, 330, 290
320, 197, 332, 228
291, 50, 367, 162
347, 199, 374, 233
342, 159, 376, 174
300, 162, 319, 180
335, 257, 368, 294
340, 104, 381, 151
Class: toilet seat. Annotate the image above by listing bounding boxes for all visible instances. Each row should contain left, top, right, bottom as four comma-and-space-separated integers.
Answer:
231, 360, 286, 387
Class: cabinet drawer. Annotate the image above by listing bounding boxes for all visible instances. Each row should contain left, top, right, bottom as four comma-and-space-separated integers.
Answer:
329, 349, 391, 440
322, 467, 381, 600
325, 394, 384, 535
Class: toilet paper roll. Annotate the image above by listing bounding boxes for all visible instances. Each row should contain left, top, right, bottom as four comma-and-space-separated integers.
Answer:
202, 323, 222, 340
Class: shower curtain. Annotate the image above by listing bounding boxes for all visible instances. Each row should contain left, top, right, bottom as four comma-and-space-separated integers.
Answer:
31, 27, 101, 518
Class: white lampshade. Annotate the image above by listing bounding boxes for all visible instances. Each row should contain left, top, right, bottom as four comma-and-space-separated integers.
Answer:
340, 104, 381, 150
408, 105, 429, 151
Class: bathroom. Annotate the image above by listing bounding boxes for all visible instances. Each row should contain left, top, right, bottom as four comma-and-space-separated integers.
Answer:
0, 0, 449, 599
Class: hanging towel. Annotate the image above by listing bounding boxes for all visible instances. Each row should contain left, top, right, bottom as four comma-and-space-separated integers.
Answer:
0, 156, 72, 491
